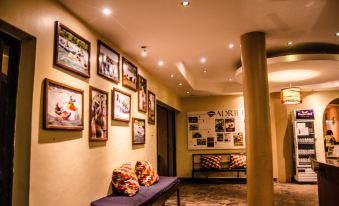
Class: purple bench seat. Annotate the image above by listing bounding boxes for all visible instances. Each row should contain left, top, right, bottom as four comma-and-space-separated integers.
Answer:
91, 176, 180, 206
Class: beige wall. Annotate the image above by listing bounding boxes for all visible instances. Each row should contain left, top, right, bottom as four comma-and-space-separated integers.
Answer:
270, 90, 339, 182
0, 0, 181, 205
176, 91, 339, 181
176, 95, 248, 177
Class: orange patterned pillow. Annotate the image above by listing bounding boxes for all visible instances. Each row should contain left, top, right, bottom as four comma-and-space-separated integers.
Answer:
230, 154, 247, 169
112, 163, 140, 196
135, 160, 159, 186
201, 155, 222, 169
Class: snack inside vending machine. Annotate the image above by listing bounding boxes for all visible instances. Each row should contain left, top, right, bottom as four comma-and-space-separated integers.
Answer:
293, 109, 317, 182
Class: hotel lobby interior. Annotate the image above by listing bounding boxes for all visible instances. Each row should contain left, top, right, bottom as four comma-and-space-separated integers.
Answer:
0, 0, 338, 205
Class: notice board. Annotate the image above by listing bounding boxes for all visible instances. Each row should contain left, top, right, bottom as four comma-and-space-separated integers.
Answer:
187, 109, 246, 150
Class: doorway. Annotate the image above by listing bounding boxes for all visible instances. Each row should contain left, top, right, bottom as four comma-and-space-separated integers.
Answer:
0, 31, 21, 206
156, 104, 176, 176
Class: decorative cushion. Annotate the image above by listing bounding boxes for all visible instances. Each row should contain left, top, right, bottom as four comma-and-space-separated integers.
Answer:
201, 155, 222, 169
112, 163, 140, 196
229, 154, 247, 169
135, 160, 159, 186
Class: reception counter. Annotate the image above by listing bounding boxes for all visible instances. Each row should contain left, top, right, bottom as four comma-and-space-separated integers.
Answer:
312, 159, 339, 206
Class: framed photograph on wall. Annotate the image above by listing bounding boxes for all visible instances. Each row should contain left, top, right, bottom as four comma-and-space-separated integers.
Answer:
122, 57, 137, 91
54, 21, 90, 78
112, 88, 131, 122
148, 90, 156, 124
44, 78, 84, 130
89, 86, 108, 141
97, 40, 120, 83
132, 118, 145, 145
138, 75, 147, 113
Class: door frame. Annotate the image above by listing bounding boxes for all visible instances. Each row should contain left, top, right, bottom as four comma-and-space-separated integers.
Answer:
156, 101, 177, 176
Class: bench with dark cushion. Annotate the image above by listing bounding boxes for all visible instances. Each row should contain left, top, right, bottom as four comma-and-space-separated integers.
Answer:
192, 153, 246, 179
91, 176, 180, 206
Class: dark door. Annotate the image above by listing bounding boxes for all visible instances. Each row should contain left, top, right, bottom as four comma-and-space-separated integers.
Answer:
157, 105, 176, 176
0, 31, 21, 206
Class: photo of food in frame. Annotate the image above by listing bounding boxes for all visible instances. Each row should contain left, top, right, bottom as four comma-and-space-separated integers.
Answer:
217, 133, 224, 141
215, 119, 225, 132
112, 88, 131, 122
192, 132, 202, 138
233, 132, 244, 146
97, 40, 120, 83
138, 75, 147, 113
132, 118, 145, 144
225, 118, 235, 132
207, 137, 215, 147
122, 57, 137, 91
189, 124, 199, 131
89, 86, 108, 141
44, 79, 83, 130
188, 116, 198, 123
54, 21, 90, 78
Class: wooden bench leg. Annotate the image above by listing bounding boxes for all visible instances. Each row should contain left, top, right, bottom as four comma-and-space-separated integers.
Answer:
177, 188, 180, 206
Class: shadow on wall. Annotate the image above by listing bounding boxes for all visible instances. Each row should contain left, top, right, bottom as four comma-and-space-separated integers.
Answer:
283, 114, 294, 182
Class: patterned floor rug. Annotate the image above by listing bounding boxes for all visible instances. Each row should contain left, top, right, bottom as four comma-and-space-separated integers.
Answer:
164, 182, 318, 206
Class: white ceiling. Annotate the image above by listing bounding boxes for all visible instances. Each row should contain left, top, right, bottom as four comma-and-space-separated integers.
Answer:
58, 0, 339, 96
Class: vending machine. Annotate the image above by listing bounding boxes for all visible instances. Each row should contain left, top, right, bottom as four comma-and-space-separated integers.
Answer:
293, 109, 317, 182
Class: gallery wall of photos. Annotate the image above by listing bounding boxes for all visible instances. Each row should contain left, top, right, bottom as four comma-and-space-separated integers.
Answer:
46, 21, 157, 144
187, 110, 246, 150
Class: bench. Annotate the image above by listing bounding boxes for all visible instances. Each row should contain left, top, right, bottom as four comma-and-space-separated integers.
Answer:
192, 153, 246, 179
91, 176, 180, 206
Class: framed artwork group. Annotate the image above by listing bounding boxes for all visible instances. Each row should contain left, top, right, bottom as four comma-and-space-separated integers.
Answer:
49, 20, 157, 144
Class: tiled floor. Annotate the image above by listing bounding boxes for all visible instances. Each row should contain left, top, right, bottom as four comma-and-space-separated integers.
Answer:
165, 182, 318, 206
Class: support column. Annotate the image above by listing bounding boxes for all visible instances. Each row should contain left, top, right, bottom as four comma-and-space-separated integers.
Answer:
240, 32, 274, 206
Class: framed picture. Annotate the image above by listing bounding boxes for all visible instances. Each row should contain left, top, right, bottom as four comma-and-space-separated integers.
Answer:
44, 78, 84, 130
89, 86, 108, 141
54, 21, 90, 78
132, 118, 145, 145
112, 88, 131, 122
148, 90, 156, 124
138, 75, 147, 113
97, 40, 120, 83
122, 57, 137, 91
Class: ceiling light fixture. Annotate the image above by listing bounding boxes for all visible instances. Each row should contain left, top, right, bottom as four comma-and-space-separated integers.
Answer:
203, 69, 207, 73
228, 78, 232, 81
336, 32, 339, 37
287, 41, 293, 46
170, 74, 174, 78
229, 43, 234, 48
186, 91, 190, 94
102, 8, 111, 16
280, 75, 302, 104
178, 82, 182, 86
200, 57, 206, 63
141, 46, 147, 56
158, 61, 164, 66
181, 0, 190, 7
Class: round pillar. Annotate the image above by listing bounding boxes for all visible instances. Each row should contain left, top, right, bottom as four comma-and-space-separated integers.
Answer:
240, 32, 274, 206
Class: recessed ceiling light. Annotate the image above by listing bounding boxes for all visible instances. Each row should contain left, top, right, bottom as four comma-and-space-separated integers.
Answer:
102, 8, 111, 16
181, 0, 190, 7
141, 46, 147, 56
287, 41, 293, 45
336, 32, 339, 37
178, 82, 182, 86
228, 78, 232, 81
186, 91, 190, 94
228, 43, 234, 48
170, 74, 174, 78
158, 61, 164, 66
200, 57, 206, 63
203, 69, 207, 73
